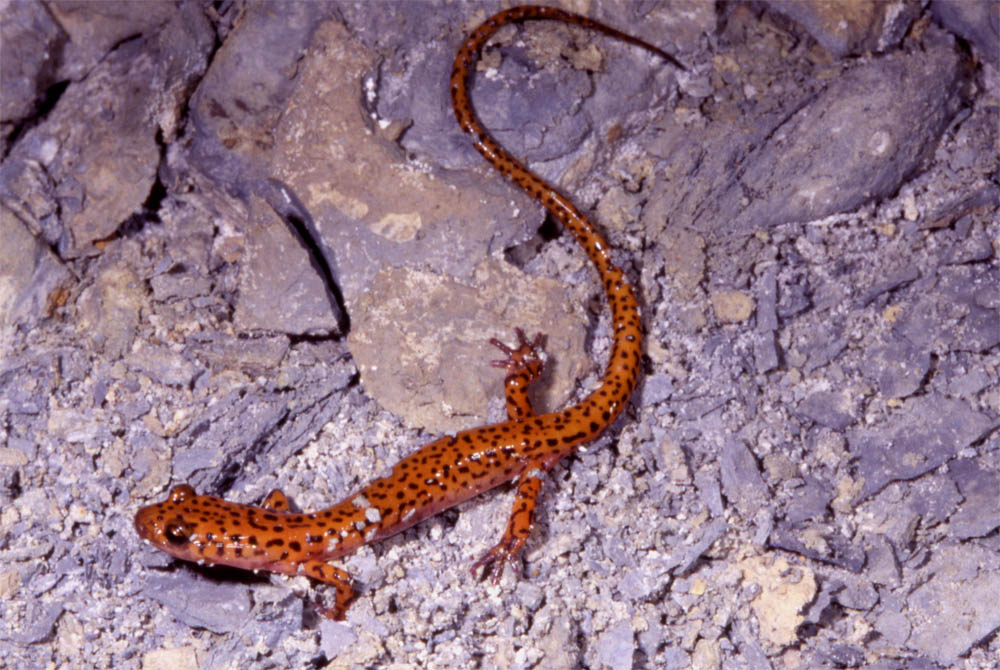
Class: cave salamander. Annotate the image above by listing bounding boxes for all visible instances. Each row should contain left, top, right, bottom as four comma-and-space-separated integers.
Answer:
134, 4, 682, 620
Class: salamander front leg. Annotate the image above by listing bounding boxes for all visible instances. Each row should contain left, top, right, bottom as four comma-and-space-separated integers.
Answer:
471, 465, 547, 583
301, 560, 357, 620
490, 328, 546, 422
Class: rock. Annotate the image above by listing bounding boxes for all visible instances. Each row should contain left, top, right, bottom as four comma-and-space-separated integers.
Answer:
763, 0, 921, 57
754, 331, 780, 374
947, 458, 1000, 539
931, 0, 1000, 68
640, 373, 675, 406
906, 474, 961, 526
649, 24, 968, 237
73, 262, 146, 359
319, 620, 359, 663
874, 609, 911, 645
906, 544, 1000, 664
719, 440, 769, 519
864, 534, 901, 587
0, 1, 65, 149
860, 267, 920, 307
833, 577, 877, 611
141, 646, 200, 670
140, 572, 251, 634
783, 475, 833, 524
348, 261, 589, 433
731, 29, 965, 231
45, 1, 177, 80
0, 205, 72, 338
864, 338, 931, 399
802, 319, 847, 372
181, 6, 545, 337
797, 390, 857, 431
769, 522, 866, 572
710, 289, 755, 324
740, 555, 817, 648
892, 270, 1000, 354
595, 619, 635, 670
0, 4, 213, 257
126, 341, 201, 388
849, 394, 997, 500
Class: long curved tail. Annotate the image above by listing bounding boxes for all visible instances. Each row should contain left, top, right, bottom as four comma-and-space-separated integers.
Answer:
449, 5, 683, 429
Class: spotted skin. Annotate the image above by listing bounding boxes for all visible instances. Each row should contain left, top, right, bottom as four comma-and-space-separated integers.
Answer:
134, 5, 681, 621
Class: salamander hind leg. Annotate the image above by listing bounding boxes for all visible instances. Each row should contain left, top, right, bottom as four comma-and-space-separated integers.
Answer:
261, 489, 290, 512
490, 328, 546, 422
301, 560, 357, 620
471, 464, 547, 583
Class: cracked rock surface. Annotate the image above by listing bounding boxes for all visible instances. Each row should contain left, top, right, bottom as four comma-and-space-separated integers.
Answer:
1, 1, 998, 668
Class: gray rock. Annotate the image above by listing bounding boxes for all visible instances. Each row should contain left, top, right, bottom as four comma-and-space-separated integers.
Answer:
907, 474, 961, 526
769, 523, 866, 572
184, 332, 290, 376
777, 276, 812, 318
947, 458, 1000, 539
803, 320, 847, 372
149, 272, 214, 301
802, 578, 841, 624
319, 619, 359, 662
796, 390, 857, 431
906, 545, 1000, 664
756, 266, 779, 332
1, 4, 213, 257
594, 619, 635, 670
640, 373, 674, 405
142, 572, 252, 634
0, 0, 65, 132
673, 518, 728, 575
893, 269, 1000, 353
860, 267, 920, 307
864, 339, 930, 399
817, 643, 866, 668
171, 389, 289, 485
849, 394, 997, 500
0, 205, 72, 334
783, 475, 833, 524
695, 469, 725, 518
126, 341, 201, 388
719, 440, 769, 519
45, 1, 178, 80
0, 601, 64, 644
833, 578, 878, 611
931, 0, 1000, 68
946, 366, 992, 396
764, 0, 920, 57
754, 331, 780, 374
170, 350, 354, 490
726, 30, 965, 233
865, 534, 901, 587
874, 609, 911, 645
942, 220, 994, 265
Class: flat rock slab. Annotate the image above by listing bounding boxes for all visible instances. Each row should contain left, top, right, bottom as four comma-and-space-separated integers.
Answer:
849, 394, 997, 500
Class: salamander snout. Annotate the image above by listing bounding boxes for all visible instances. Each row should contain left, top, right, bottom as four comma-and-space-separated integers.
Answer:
134, 487, 201, 560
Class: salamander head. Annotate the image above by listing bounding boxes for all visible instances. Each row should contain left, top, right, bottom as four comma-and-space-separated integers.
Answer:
134, 484, 209, 563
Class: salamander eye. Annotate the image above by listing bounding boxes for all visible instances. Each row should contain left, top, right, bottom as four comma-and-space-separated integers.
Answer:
165, 523, 190, 546
169, 484, 196, 503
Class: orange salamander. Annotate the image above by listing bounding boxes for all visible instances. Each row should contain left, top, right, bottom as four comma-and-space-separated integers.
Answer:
134, 4, 683, 620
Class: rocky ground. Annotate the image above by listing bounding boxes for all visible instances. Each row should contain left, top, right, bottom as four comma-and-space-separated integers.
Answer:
1, 1, 998, 669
